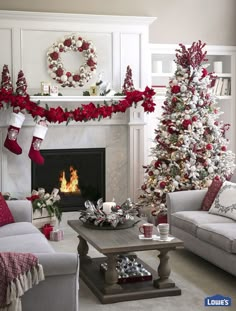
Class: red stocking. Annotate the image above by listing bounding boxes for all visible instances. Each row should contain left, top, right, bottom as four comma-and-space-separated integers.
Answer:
4, 112, 25, 155
28, 123, 48, 165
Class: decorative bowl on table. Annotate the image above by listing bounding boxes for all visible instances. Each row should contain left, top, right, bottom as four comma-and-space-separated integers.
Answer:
79, 198, 140, 229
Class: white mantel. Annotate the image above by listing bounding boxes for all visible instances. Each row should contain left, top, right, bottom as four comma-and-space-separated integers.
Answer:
0, 11, 155, 203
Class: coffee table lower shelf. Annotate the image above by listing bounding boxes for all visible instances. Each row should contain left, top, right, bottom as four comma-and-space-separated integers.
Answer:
80, 257, 181, 304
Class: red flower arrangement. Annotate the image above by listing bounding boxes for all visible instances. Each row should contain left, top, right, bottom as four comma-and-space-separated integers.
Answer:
0, 86, 156, 124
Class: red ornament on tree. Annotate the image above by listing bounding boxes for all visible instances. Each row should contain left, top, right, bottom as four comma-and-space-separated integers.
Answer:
206, 143, 213, 150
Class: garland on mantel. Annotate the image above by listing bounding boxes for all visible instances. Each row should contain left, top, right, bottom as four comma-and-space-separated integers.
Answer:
0, 87, 156, 124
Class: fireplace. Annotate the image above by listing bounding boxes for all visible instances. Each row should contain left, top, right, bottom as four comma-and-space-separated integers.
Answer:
31, 148, 105, 212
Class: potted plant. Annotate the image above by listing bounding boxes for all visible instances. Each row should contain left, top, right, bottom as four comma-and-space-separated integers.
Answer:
27, 188, 62, 228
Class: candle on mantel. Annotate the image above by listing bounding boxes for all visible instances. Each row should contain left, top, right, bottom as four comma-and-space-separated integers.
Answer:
103, 202, 116, 214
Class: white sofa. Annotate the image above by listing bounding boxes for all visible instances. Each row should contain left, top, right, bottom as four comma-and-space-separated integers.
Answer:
0, 200, 79, 311
166, 189, 236, 276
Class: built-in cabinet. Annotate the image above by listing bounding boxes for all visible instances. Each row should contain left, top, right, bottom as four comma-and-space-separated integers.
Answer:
146, 43, 236, 157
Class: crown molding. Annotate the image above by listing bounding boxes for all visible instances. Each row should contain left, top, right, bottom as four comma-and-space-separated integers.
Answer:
0, 10, 156, 26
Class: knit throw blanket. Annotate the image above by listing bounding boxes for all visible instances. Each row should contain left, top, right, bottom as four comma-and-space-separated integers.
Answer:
0, 252, 45, 311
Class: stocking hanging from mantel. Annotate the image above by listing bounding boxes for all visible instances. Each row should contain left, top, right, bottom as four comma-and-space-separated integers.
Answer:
3, 66, 27, 155
4, 117, 48, 165
2, 65, 48, 165
4, 111, 26, 155
28, 121, 48, 166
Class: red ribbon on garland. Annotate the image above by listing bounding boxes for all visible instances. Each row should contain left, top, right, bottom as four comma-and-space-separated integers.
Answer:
0, 87, 156, 124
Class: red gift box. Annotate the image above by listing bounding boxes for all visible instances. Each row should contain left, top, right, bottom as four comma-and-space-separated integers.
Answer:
42, 224, 54, 239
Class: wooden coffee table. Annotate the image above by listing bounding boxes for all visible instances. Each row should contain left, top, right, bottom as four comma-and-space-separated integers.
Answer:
68, 219, 183, 304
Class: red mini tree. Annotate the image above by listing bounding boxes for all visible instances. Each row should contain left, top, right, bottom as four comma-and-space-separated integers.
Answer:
122, 65, 135, 93
16, 70, 28, 96
1, 65, 13, 92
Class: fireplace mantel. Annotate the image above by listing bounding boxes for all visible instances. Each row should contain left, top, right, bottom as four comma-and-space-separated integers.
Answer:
30, 95, 125, 103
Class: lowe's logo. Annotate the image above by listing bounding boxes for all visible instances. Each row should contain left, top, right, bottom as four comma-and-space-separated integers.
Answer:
205, 294, 231, 307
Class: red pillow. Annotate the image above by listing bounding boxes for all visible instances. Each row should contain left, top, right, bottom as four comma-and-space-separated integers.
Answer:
201, 178, 223, 211
0, 193, 15, 226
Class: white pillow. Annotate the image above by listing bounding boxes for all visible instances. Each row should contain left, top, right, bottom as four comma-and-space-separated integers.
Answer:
208, 181, 236, 221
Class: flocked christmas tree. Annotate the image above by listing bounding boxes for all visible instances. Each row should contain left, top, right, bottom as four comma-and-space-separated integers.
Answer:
139, 41, 235, 215
1, 64, 13, 92
122, 65, 135, 93
16, 70, 28, 96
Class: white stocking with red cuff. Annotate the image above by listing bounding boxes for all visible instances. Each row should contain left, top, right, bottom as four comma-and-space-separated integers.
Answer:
28, 123, 48, 165
4, 112, 25, 155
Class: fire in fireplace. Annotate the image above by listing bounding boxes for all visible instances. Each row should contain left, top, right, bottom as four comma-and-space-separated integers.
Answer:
31, 148, 105, 212
59, 166, 81, 194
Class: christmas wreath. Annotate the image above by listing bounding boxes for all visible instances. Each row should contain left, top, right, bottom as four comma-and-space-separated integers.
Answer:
47, 34, 97, 88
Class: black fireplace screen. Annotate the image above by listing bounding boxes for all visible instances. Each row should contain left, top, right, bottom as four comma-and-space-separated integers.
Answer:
31, 148, 105, 212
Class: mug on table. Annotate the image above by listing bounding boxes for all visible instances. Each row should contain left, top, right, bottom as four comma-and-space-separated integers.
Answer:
139, 223, 153, 238
157, 223, 169, 240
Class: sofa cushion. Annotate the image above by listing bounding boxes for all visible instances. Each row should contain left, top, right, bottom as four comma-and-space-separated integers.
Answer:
0, 233, 55, 253
0, 193, 14, 227
209, 181, 236, 221
197, 223, 236, 254
0, 222, 39, 238
201, 178, 223, 211
171, 211, 235, 236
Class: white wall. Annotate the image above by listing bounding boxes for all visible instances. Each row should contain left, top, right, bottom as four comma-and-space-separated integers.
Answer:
0, 0, 235, 45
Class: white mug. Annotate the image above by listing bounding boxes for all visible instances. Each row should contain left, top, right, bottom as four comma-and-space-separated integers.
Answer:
157, 223, 169, 240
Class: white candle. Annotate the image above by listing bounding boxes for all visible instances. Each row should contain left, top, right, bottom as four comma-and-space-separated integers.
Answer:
103, 202, 116, 214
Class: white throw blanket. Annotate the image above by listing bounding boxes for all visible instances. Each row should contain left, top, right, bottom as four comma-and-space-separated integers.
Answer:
0, 252, 45, 311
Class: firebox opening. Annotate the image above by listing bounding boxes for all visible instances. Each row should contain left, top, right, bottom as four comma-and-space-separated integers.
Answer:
31, 148, 105, 212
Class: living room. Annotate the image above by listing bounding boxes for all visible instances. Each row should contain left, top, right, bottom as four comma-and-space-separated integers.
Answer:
0, 0, 236, 310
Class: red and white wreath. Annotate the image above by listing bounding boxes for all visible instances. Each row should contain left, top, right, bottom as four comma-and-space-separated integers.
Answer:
47, 34, 97, 88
